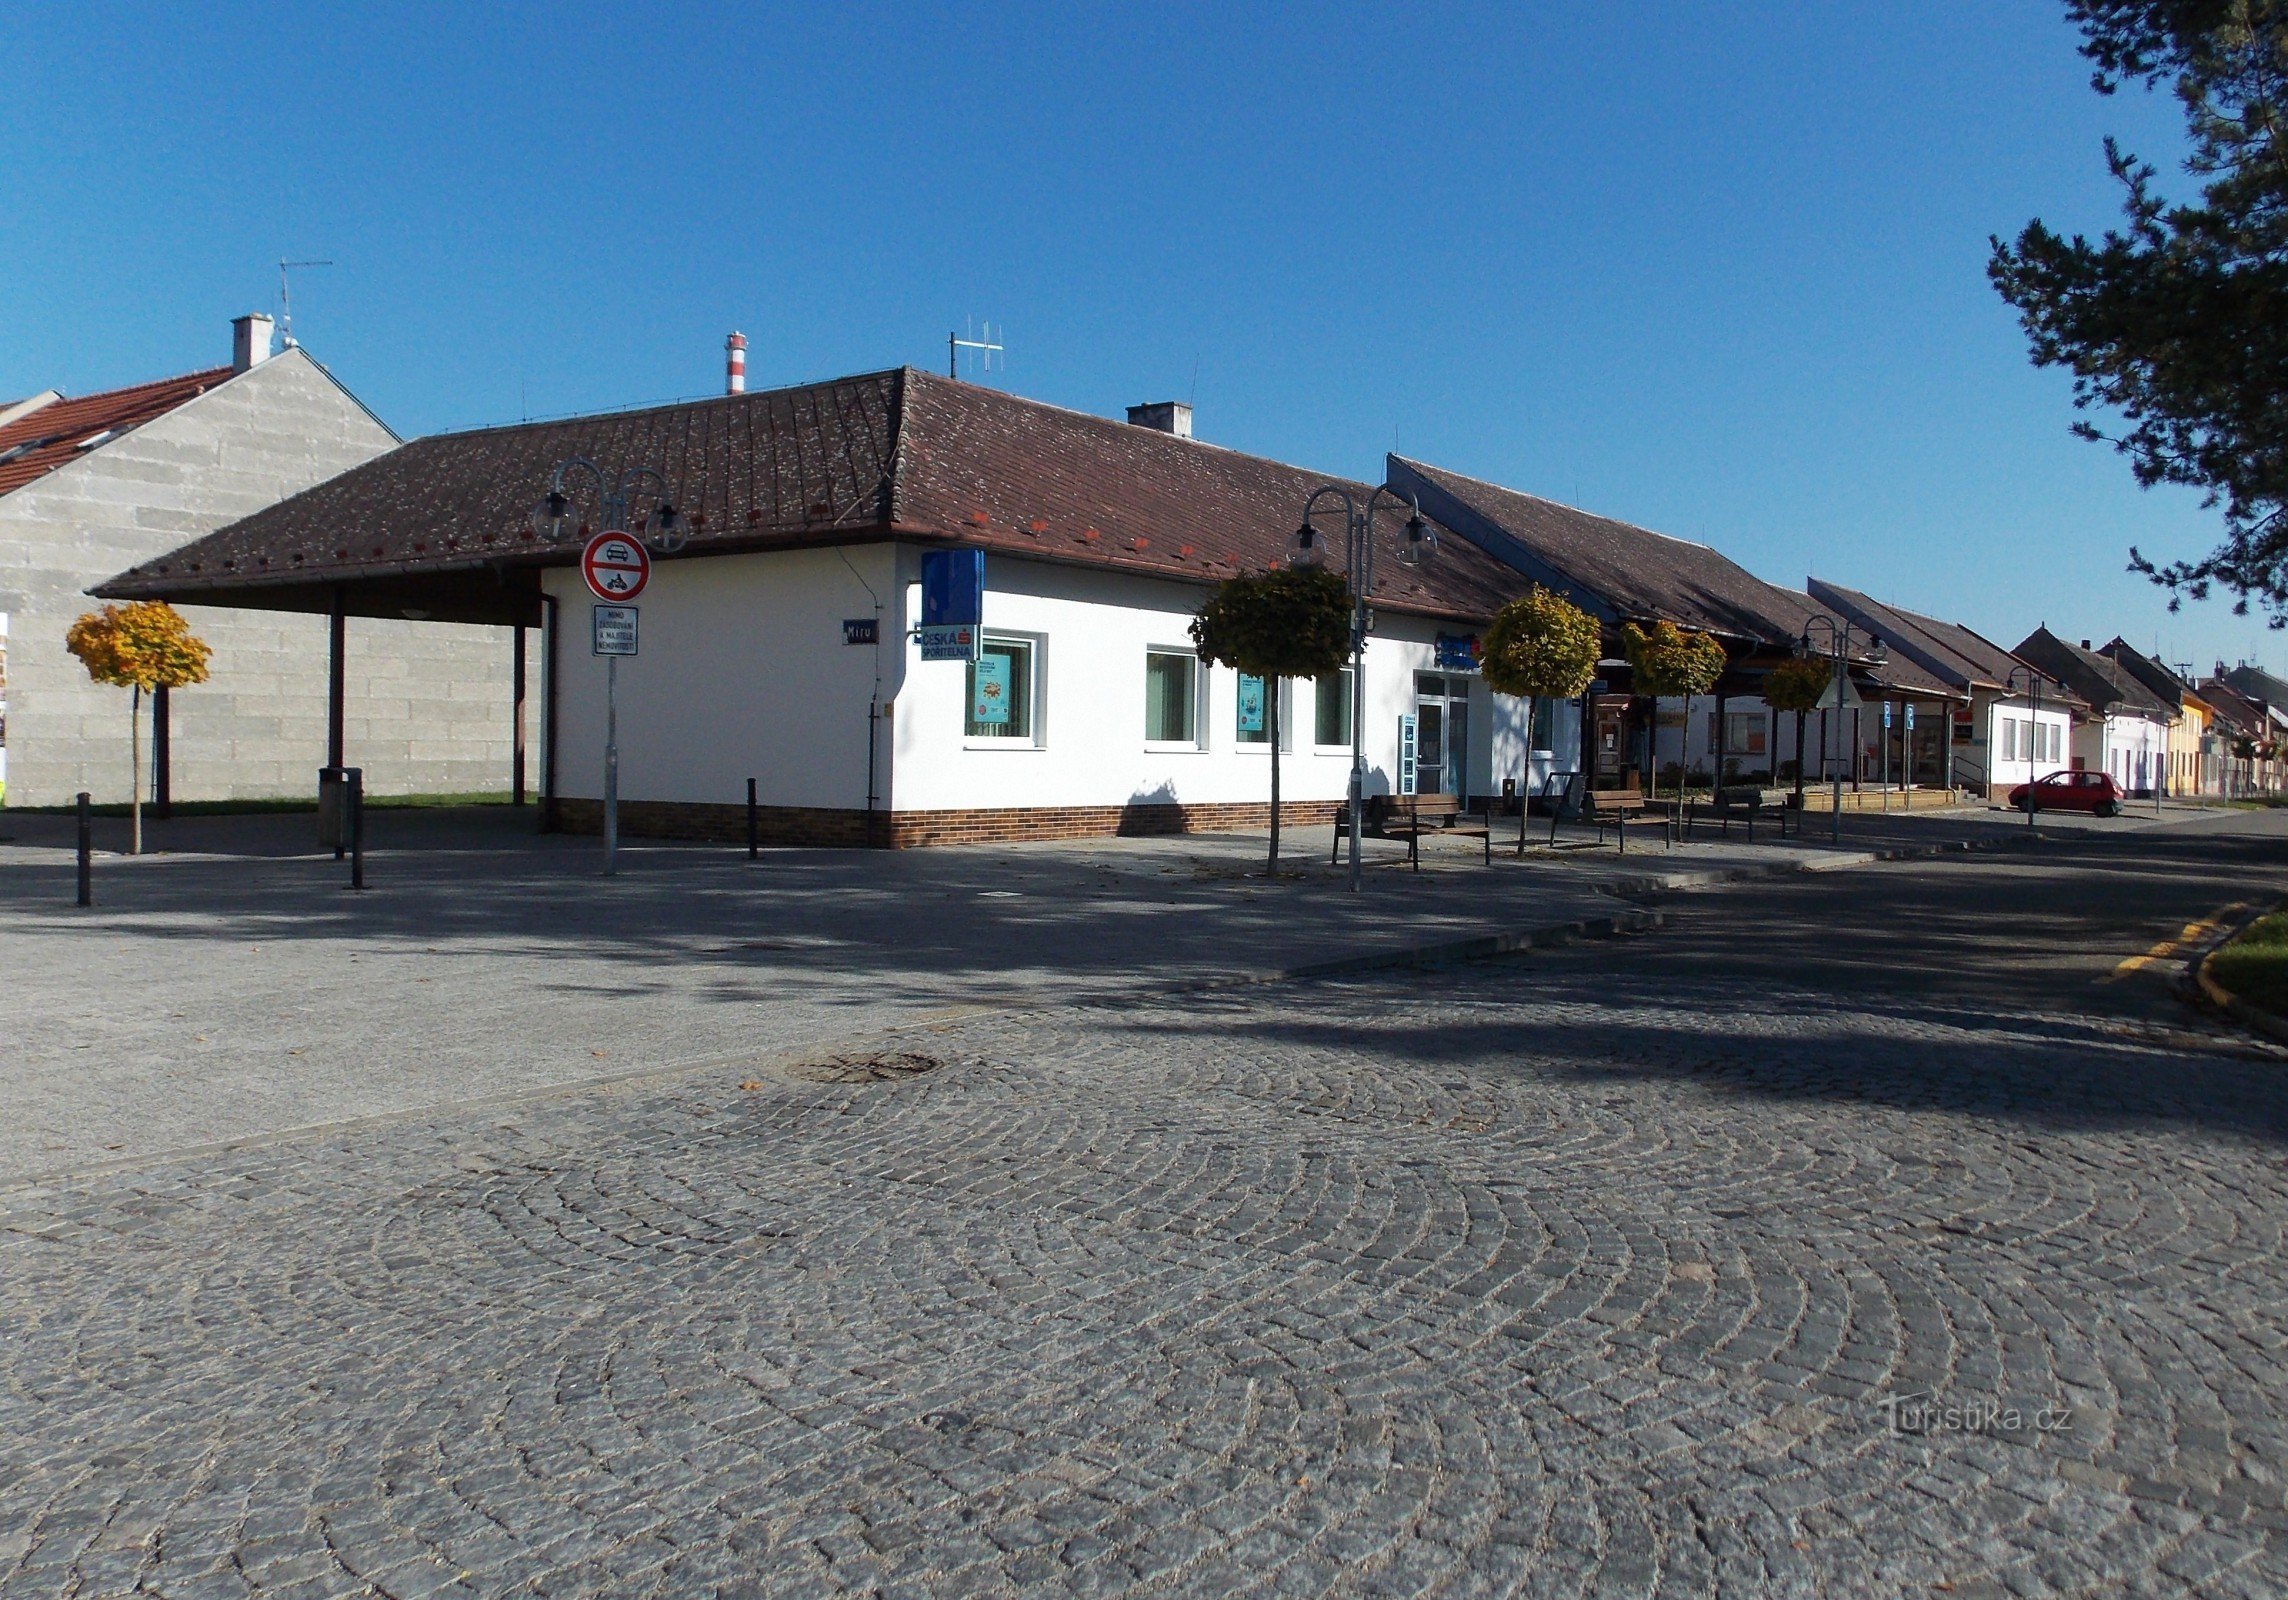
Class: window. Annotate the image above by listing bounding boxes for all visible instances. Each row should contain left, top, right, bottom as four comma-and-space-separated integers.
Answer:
965, 636, 1037, 740
1725, 711, 1767, 756
1144, 649, 1198, 744
1315, 667, 1354, 748
2001, 717, 2018, 761
1530, 695, 1556, 752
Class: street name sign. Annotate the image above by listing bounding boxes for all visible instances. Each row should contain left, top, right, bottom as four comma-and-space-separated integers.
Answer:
582, 530, 651, 601
592, 605, 638, 657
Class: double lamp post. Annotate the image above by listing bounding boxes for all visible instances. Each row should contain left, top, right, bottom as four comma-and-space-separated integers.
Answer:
1798, 615, 1886, 845
1290, 486, 1436, 893
531, 456, 685, 876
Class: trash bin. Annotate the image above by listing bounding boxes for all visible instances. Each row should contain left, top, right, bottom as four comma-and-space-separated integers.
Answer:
318, 766, 349, 850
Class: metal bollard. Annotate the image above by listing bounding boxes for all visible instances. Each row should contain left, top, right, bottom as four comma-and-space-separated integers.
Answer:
747, 777, 759, 860
348, 767, 365, 891
76, 791, 92, 907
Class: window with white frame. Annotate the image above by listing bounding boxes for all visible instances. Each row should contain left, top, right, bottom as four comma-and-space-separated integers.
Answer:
965, 635, 1038, 741
1144, 649, 1200, 745
1314, 667, 1354, 748
2001, 717, 2019, 761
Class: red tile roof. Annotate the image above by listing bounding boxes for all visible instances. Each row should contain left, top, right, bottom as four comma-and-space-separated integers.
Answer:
99, 368, 1527, 623
0, 367, 233, 499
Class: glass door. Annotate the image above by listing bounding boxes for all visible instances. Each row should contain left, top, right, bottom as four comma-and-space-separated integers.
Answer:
1414, 673, 1469, 797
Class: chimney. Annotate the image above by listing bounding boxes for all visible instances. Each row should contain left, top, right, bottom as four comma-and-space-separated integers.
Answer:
1126, 401, 1192, 439
725, 331, 747, 395
2080, 639, 2092, 651
232, 313, 274, 373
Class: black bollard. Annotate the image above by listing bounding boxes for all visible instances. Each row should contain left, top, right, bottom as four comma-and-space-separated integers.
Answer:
747, 777, 759, 860
348, 767, 366, 891
76, 791, 92, 907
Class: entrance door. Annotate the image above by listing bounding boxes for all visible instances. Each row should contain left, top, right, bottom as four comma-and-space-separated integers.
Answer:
1415, 674, 1471, 798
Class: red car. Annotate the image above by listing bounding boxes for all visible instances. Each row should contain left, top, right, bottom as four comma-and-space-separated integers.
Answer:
2007, 769, 2125, 816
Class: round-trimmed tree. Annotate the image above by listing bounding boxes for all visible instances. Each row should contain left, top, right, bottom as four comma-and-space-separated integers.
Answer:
1621, 620, 1728, 812
1479, 586, 1600, 840
64, 601, 212, 855
1191, 566, 1354, 876
1761, 653, 1831, 807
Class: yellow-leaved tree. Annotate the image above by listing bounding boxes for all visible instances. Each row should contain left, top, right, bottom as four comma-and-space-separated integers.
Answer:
64, 601, 212, 855
1621, 620, 1727, 813
1479, 586, 1601, 846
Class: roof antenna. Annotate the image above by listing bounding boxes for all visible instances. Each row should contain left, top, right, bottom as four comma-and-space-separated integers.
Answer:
278, 259, 333, 348
948, 318, 1002, 381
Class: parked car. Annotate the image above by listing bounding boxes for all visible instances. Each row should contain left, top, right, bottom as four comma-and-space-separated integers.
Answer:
2007, 769, 2124, 816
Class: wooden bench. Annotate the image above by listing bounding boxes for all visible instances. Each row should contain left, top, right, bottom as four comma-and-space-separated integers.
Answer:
1685, 784, 1793, 842
1330, 792, 1493, 870
1583, 784, 1671, 853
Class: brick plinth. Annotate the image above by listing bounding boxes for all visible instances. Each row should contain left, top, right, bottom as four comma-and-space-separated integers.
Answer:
551, 798, 1341, 849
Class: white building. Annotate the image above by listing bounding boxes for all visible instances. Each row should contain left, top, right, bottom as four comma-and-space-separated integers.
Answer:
102, 369, 1562, 844
0, 315, 518, 808
2012, 628, 2176, 796
1809, 581, 2076, 799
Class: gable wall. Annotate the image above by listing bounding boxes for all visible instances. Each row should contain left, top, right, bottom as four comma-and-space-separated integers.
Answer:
0, 353, 518, 806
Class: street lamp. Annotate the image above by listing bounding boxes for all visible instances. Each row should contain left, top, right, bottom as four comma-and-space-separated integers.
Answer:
530, 456, 687, 877
2003, 664, 2045, 831
1799, 617, 1886, 845
1291, 485, 1435, 892
529, 456, 685, 552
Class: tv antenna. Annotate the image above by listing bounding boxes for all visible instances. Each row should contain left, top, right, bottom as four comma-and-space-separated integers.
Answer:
949, 319, 1002, 380
278, 259, 334, 348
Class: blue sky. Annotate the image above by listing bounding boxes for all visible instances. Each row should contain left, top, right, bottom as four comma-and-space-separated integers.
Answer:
4, 3, 2267, 674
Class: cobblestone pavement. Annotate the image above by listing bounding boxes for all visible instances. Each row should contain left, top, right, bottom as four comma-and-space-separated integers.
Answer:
6, 931, 2288, 1598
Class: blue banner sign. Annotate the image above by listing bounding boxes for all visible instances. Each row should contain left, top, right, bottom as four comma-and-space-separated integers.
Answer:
1434, 632, 1480, 671
971, 651, 1012, 725
921, 548, 985, 627
1237, 675, 1265, 734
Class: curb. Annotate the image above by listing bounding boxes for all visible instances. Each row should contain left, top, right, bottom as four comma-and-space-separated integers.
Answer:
2187, 898, 2288, 1048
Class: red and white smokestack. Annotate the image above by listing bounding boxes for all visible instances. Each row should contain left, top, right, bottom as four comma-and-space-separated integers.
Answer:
725, 331, 747, 395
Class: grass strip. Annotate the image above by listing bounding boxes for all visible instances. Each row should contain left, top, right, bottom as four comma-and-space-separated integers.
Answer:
2207, 911, 2288, 1018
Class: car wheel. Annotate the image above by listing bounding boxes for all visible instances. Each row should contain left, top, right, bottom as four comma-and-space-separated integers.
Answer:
2097, 801, 2121, 818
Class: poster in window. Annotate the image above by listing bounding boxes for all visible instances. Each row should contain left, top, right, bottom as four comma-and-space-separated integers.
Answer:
1237, 675, 1265, 734
972, 652, 1012, 726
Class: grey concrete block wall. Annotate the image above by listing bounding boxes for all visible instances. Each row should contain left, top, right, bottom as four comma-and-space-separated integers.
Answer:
0, 350, 519, 806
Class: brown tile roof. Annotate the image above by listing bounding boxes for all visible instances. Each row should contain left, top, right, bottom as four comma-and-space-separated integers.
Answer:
0, 367, 233, 498
1389, 457, 1819, 647
2014, 627, 2176, 720
1805, 579, 2071, 703
98, 368, 1525, 623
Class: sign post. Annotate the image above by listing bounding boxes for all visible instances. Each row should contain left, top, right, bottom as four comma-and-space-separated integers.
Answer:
582, 532, 650, 875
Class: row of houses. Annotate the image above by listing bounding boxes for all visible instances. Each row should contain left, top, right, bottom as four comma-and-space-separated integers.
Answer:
7, 315, 2286, 841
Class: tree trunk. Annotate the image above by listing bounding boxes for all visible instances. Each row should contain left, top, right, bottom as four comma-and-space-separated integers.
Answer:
130, 684, 143, 857
1267, 681, 1281, 878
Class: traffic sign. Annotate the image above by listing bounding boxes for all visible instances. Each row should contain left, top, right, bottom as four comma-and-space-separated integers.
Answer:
593, 605, 638, 656
582, 530, 650, 601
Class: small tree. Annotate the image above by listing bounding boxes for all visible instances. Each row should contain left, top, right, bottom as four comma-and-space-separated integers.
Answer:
1761, 654, 1831, 808
64, 602, 211, 855
1191, 567, 1353, 876
1621, 620, 1727, 813
1480, 586, 1600, 836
